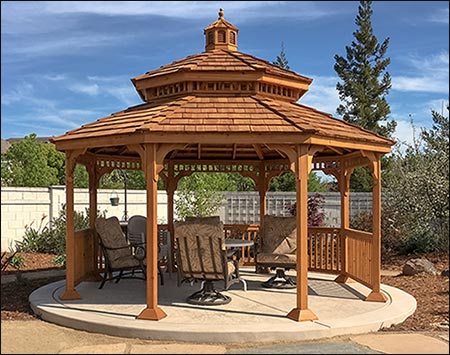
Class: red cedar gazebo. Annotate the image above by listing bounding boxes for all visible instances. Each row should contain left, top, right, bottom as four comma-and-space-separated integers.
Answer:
52, 9, 395, 322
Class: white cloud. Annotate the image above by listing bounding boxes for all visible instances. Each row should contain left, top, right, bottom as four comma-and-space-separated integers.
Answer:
299, 75, 340, 115
40, 1, 338, 21
69, 83, 100, 96
392, 52, 449, 94
392, 119, 417, 147
1, 83, 34, 105
429, 7, 449, 24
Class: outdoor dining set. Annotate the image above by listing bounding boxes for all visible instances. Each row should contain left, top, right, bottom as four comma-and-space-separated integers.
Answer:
94, 214, 298, 306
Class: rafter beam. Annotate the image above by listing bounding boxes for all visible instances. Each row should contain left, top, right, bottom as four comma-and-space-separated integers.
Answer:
252, 144, 264, 160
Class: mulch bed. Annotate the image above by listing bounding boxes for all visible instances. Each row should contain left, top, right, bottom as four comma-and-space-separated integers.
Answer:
1, 252, 448, 334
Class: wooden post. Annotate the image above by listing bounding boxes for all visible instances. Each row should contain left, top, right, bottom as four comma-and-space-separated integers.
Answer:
256, 162, 269, 273
60, 151, 81, 300
335, 166, 352, 283
167, 163, 176, 271
87, 161, 102, 280
137, 143, 167, 320
258, 162, 267, 238
365, 155, 387, 302
287, 145, 318, 322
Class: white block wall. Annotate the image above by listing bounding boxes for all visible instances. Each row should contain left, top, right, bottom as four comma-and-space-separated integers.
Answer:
1, 186, 371, 251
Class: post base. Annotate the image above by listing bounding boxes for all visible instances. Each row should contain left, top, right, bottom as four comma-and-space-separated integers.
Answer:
83, 271, 103, 282
287, 308, 318, 322
334, 274, 355, 283
59, 289, 81, 300
137, 306, 167, 321
365, 291, 388, 302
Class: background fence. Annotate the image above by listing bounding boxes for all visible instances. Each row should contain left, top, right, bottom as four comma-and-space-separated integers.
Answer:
1, 186, 371, 251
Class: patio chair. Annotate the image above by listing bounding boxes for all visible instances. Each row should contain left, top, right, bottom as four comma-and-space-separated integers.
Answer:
127, 215, 164, 285
255, 215, 297, 289
95, 216, 146, 289
174, 222, 236, 305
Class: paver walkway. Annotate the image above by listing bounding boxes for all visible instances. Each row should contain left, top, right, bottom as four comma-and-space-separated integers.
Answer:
2, 320, 448, 354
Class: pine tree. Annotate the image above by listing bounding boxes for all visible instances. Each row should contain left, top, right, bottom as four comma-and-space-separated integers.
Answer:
334, 0, 396, 138
273, 42, 290, 70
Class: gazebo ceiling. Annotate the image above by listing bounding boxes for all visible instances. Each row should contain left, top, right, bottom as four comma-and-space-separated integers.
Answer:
52, 9, 395, 158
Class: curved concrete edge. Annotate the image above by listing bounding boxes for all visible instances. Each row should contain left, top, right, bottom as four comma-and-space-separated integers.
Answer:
29, 280, 417, 344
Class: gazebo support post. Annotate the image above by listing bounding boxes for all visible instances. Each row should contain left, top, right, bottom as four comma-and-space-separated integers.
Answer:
86, 160, 102, 281
287, 145, 318, 322
60, 149, 83, 300
335, 165, 353, 284
365, 154, 387, 302
167, 162, 176, 272
137, 143, 167, 320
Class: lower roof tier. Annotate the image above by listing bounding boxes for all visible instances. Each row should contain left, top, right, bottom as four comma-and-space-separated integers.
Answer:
52, 95, 394, 153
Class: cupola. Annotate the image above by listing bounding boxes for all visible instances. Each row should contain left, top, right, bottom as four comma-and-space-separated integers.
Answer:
204, 8, 238, 51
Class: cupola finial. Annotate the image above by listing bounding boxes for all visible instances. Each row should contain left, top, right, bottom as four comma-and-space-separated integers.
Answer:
218, 8, 224, 19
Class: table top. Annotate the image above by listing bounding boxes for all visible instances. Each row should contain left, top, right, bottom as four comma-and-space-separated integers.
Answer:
225, 238, 254, 248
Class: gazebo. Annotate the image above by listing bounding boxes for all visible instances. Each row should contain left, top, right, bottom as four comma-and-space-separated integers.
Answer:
52, 9, 395, 322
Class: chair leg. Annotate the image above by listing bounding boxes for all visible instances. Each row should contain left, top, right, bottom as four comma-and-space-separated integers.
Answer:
98, 272, 108, 289
115, 270, 124, 284
158, 265, 164, 286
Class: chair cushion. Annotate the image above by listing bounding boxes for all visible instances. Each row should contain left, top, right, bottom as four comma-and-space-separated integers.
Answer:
175, 223, 228, 279
257, 253, 296, 265
95, 216, 131, 263
188, 261, 235, 280
112, 254, 142, 269
262, 215, 297, 254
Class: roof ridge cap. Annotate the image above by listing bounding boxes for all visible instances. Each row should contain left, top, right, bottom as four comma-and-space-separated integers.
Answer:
251, 96, 315, 134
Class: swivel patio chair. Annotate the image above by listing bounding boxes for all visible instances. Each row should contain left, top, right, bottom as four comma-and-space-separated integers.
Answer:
255, 215, 297, 288
174, 222, 236, 305
95, 216, 146, 289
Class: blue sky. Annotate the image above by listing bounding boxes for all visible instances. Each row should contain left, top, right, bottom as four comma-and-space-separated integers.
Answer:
1, 1, 449, 147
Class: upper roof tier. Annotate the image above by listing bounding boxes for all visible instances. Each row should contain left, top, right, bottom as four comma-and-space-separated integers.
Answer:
131, 9, 313, 103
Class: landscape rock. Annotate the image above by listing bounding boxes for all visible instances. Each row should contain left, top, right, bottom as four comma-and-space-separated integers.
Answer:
402, 258, 438, 276
441, 269, 449, 277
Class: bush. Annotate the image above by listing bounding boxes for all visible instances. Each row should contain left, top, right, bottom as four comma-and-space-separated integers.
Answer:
288, 193, 326, 226
16, 206, 98, 255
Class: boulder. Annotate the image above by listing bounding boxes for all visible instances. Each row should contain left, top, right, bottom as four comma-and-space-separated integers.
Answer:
402, 258, 438, 276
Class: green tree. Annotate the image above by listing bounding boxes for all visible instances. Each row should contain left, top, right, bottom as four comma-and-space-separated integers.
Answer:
334, 0, 395, 138
383, 106, 449, 253
334, 1, 396, 191
175, 173, 233, 219
1, 134, 60, 187
269, 171, 329, 192
273, 41, 290, 70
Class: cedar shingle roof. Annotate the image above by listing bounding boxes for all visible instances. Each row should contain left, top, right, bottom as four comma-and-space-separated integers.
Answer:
132, 49, 312, 84
52, 95, 393, 146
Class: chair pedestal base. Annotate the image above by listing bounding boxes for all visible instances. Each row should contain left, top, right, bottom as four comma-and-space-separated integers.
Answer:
187, 280, 231, 306
262, 269, 296, 289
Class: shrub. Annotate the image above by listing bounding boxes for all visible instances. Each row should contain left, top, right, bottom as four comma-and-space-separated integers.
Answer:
16, 206, 102, 255
288, 193, 326, 226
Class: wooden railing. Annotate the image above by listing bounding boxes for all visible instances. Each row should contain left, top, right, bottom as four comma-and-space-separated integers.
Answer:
74, 228, 95, 285
308, 227, 342, 274
344, 228, 374, 288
